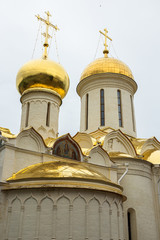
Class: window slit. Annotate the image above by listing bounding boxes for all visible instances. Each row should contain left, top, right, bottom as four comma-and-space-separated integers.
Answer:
86, 94, 89, 130
117, 90, 123, 127
25, 102, 30, 127
127, 208, 137, 240
46, 102, 51, 127
128, 212, 132, 240
100, 89, 105, 126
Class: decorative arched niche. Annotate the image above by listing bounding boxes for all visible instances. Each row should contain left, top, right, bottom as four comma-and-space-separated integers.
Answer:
52, 134, 83, 161
16, 127, 46, 153
89, 145, 114, 167
103, 130, 137, 157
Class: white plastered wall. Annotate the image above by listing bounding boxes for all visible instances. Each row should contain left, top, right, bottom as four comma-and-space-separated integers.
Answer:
80, 87, 136, 137
20, 90, 61, 139
115, 158, 159, 240
1, 188, 124, 240
77, 73, 137, 137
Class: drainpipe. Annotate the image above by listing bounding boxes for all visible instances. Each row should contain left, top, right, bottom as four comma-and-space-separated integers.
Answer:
117, 163, 129, 184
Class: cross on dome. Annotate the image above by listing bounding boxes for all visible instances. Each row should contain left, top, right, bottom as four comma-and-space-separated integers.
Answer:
99, 28, 112, 57
35, 11, 59, 59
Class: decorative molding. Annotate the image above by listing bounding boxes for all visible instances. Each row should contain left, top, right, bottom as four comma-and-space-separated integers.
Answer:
89, 145, 114, 167
103, 130, 137, 157
37, 205, 41, 211
16, 128, 46, 153
8, 206, 12, 213
152, 166, 160, 176
72, 194, 87, 204
21, 90, 62, 106
3, 189, 124, 240
118, 169, 152, 180
77, 73, 137, 97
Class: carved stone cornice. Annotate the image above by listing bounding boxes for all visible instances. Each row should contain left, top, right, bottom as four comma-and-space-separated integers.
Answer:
77, 72, 137, 97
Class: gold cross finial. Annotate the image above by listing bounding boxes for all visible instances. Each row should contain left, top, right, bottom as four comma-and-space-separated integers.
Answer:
35, 11, 59, 59
99, 28, 112, 58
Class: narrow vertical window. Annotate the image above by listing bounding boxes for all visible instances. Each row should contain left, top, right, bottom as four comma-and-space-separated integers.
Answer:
100, 89, 105, 126
128, 212, 132, 240
46, 102, 51, 127
117, 90, 123, 127
25, 102, 30, 127
130, 95, 135, 132
86, 94, 89, 130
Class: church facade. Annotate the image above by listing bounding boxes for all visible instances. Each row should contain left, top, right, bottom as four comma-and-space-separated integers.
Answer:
0, 12, 160, 240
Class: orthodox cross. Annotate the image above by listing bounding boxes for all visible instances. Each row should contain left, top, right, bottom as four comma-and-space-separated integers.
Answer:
99, 28, 112, 57
36, 11, 59, 59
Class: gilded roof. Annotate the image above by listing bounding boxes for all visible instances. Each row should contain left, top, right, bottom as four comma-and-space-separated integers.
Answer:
80, 57, 134, 81
42, 128, 160, 163
143, 150, 160, 164
3, 124, 159, 166
130, 138, 146, 155
7, 160, 110, 182
0, 127, 16, 139
6, 159, 124, 197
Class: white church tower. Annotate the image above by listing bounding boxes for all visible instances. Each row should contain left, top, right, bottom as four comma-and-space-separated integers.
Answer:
77, 28, 137, 137
16, 11, 69, 139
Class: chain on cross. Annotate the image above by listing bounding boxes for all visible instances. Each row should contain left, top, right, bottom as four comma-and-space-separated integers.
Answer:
36, 11, 59, 59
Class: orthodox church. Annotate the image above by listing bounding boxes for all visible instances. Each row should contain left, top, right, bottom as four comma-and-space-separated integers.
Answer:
0, 11, 160, 240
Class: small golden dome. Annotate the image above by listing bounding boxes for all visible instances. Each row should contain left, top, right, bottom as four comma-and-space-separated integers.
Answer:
16, 58, 70, 99
80, 57, 134, 81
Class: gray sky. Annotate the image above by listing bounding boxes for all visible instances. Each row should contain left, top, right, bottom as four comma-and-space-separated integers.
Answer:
0, 0, 160, 140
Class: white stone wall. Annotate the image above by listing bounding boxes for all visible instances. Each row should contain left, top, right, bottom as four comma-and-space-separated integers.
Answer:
115, 158, 160, 240
1, 188, 124, 240
152, 166, 160, 238
80, 87, 136, 137
20, 90, 61, 139
77, 73, 137, 137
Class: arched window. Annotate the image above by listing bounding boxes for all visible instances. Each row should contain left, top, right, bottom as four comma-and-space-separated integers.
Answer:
86, 94, 89, 130
127, 208, 137, 240
46, 102, 51, 127
117, 90, 123, 127
130, 95, 135, 132
100, 89, 105, 126
25, 102, 30, 127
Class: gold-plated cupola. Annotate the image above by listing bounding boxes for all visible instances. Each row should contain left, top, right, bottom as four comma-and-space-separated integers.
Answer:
80, 28, 134, 81
80, 57, 134, 81
16, 11, 69, 99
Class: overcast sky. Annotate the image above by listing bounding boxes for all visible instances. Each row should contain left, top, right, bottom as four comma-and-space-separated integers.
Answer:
0, 0, 160, 140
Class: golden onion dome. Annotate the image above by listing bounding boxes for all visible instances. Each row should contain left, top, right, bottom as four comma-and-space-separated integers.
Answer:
80, 57, 134, 81
16, 58, 70, 99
